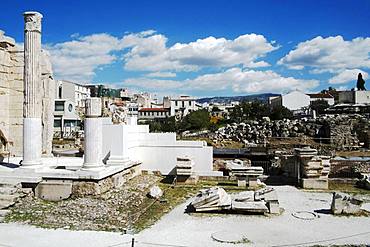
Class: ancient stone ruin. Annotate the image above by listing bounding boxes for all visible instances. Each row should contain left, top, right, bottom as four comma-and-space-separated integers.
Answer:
331, 192, 364, 215
0, 13, 54, 158
209, 115, 367, 150
294, 147, 331, 189
225, 159, 264, 187
189, 186, 279, 214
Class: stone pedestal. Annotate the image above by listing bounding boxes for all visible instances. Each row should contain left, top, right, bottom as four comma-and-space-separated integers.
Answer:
105, 125, 130, 166
83, 98, 104, 170
22, 12, 43, 166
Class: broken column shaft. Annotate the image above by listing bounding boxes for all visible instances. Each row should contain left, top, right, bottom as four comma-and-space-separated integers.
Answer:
22, 11, 43, 166
83, 98, 104, 169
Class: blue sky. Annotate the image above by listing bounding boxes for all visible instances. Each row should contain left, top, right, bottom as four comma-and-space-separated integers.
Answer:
2, 0, 370, 97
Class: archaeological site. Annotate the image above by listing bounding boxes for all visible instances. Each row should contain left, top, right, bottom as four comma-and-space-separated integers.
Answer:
0, 3, 370, 247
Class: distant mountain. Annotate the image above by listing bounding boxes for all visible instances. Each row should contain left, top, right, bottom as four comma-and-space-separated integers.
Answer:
196, 93, 280, 104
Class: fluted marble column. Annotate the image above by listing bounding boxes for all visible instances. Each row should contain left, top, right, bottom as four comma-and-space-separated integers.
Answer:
22, 12, 43, 166
83, 98, 104, 169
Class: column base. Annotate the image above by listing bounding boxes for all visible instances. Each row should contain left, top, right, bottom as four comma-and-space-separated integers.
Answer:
106, 155, 130, 167
81, 163, 105, 171
22, 118, 42, 167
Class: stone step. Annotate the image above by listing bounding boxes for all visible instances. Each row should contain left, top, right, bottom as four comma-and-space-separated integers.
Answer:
0, 209, 10, 217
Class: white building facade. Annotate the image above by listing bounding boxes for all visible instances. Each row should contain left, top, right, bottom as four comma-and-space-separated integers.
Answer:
163, 96, 198, 118
269, 91, 311, 111
56, 80, 91, 109
338, 90, 370, 104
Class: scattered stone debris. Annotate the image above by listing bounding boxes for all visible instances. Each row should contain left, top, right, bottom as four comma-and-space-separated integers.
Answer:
0, 182, 32, 222
148, 186, 163, 199
190, 187, 231, 212
189, 186, 279, 214
330, 192, 364, 215
5, 175, 161, 231
226, 159, 264, 187
356, 174, 370, 190
204, 115, 367, 150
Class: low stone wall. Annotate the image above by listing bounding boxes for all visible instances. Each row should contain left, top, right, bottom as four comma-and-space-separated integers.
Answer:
329, 160, 370, 178
72, 164, 141, 196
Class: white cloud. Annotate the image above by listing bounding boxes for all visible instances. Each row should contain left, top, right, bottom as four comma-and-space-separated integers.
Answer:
46, 33, 122, 82
124, 67, 319, 94
124, 77, 182, 90
279, 36, 370, 72
122, 33, 278, 72
45, 31, 278, 82
146, 71, 177, 78
186, 68, 319, 93
328, 69, 368, 84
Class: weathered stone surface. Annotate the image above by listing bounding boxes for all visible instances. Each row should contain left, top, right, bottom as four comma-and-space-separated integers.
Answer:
5, 175, 161, 231
72, 165, 140, 196
148, 185, 163, 199
175, 156, 194, 176
0, 23, 55, 157
35, 179, 72, 201
191, 187, 231, 211
231, 200, 268, 213
301, 178, 328, 189
190, 186, 279, 214
203, 115, 367, 150
331, 192, 364, 215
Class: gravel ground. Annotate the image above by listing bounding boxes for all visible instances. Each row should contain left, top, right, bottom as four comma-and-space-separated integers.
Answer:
4, 175, 160, 232
1, 186, 369, 247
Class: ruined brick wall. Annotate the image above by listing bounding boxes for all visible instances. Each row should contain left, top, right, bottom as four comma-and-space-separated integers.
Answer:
329, 160, 370, 178
0, 31, 23, 156
0, 30, 55, 157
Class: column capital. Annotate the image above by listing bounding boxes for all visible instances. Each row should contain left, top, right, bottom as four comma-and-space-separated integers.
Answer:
24, 11, 43, 32
85, 98, 102, 117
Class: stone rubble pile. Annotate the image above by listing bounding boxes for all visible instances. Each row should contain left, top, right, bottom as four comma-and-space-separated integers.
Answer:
210, 115, 366, 149
0, 181, 32, 222
189, 187, 279, 214
225, 159, 264, 187
331, 192, 364, 215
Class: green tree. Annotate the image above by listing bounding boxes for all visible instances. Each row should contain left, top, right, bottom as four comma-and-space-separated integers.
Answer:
310, 99, 330, 114
178, 109, 210, 131
270, 106, 293, 120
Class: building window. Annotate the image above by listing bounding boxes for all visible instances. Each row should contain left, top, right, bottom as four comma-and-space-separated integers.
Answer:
55, 101, 64, 111
175, 101, 178, 106
58, 86, 62, 98
182, 101, 185, 108
54, 119, 62, 128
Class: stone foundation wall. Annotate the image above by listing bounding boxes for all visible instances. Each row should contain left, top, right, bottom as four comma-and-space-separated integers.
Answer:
72, 164, 141, 196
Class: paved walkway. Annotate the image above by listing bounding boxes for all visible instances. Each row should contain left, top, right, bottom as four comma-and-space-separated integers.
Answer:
0, 186, 369, 247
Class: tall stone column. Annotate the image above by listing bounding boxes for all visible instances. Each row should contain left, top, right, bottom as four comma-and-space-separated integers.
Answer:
22, 12, 43, 166
83, 98, 104, 169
